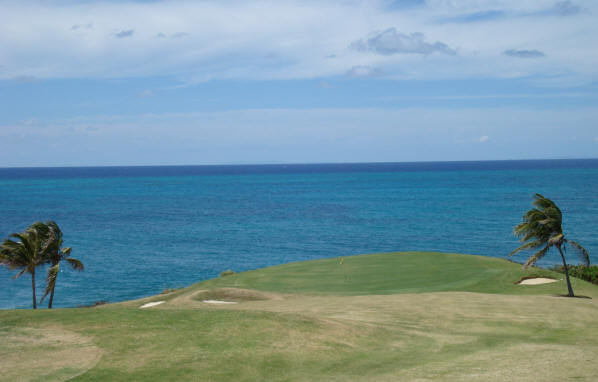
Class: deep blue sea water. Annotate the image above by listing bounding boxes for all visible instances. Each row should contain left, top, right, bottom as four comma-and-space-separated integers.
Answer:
1, 159, 597, 309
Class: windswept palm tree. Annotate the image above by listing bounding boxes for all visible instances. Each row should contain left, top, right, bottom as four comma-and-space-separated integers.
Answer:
0, 226, 46, 308
33, 221, 84, 309
510, 193, 590, 297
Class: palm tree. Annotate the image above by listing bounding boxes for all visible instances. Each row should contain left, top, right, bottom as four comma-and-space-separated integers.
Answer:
510, 193, 590, 297
33, 221, 84, 309
0, 225, 47, 308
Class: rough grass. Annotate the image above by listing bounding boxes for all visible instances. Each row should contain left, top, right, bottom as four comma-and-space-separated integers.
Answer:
2, 252, 598, 381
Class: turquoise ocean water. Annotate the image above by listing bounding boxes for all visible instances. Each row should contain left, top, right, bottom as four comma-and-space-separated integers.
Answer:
1, 159, 597, 309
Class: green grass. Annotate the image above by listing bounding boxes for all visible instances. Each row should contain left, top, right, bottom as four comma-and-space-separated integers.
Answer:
2, 252, 598, 381
198, 251, 596, 297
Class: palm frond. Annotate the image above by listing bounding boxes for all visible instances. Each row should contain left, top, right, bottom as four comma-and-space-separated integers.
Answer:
12, 267, 27, 279
40, 264, 59, 303
513, 222, 532, 237
523, 245, 550, 268
548, 233, 564, 245
568, 240, 590, 267
30, 221, 65, 264
1, 234, 43, 269
533, 193, 551, 209
66, 257, 84, 271
509, 240, 543, 256
10, 233, 36, 256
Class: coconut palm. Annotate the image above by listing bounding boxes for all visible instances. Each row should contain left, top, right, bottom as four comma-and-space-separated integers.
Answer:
510, 193, 590, 297
33, 221, 84, 309
0, 225, 47, 308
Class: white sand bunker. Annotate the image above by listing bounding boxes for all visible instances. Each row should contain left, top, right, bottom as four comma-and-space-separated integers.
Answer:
140, 301, 165, 308
202, 300, 238, 304
518, 278, 560, 285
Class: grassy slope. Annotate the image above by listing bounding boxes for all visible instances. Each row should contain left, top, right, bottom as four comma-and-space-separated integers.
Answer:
2, 252, 598, 382
197, 251, 595, 296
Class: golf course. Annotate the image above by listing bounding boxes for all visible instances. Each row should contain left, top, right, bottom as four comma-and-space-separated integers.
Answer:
2, 251, 598, 381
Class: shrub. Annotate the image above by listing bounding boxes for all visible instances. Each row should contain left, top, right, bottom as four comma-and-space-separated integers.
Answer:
551, 264, 598, 285
219, 269, 236, 277
78, 300, 109, 308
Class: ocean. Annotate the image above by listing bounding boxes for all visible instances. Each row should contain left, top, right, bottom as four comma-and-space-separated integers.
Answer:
1, 159, 597, 309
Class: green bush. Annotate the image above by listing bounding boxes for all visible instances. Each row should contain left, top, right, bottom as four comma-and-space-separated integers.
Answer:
160, 288, 180, 294
219, 269, 236, 277
78, 300, 109, 308
551, 264, 598, 285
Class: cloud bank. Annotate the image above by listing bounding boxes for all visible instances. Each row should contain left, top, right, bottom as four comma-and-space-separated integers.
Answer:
0, 0, 595, 84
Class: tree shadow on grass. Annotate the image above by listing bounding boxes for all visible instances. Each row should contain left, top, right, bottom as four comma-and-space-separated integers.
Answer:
552, 294, 592, 299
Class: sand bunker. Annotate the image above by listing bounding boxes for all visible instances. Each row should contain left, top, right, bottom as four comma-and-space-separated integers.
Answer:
518, 278, 559, 285
140, 301, 165, 308
202, 300, 238, 304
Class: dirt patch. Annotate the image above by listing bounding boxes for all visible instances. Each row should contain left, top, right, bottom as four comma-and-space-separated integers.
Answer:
0, 326, 102, 382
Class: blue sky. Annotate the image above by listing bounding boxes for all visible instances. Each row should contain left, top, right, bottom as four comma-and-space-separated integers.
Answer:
0, 0, 597, 166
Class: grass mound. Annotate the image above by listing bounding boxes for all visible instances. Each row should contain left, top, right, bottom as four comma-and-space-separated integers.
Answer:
199, 251, 592, 297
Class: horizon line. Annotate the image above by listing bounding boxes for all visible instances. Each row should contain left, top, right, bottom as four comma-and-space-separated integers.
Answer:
1, 157, 597, 170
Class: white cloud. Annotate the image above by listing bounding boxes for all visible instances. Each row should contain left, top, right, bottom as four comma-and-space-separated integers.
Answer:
503, 49, 545, 58
554, 1, 582, 16
345, 65, 384, 77
136, 89, 153, 98
114, 29, 134, 38
70, 23, 93, 31
0, 1, 596, 83
350, 29, 456, 56
171, 32, 189, 39
479, 135, 489, 142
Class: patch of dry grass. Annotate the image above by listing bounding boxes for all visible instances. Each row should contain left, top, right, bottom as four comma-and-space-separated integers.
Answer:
0, 326, 102, 382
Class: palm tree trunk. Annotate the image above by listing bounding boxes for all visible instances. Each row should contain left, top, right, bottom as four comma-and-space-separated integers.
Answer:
48, 261, 60, 309
48, 282, 56, 309
557, 245, 574, 297
31, 269, 37, 309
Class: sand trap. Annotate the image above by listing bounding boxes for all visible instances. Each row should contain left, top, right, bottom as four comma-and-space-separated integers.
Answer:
202, 300, 238, 304
518, 278, 559, 285
140, 301, 165, 308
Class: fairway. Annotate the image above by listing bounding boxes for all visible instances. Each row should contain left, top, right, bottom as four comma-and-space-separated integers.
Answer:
2, 252, 598, 381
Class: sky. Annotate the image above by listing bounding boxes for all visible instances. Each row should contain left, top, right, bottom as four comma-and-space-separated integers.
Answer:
0, 0, 597, 167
